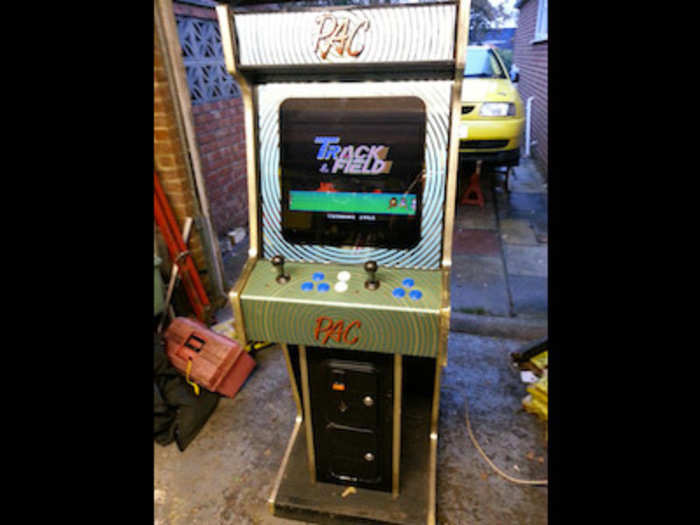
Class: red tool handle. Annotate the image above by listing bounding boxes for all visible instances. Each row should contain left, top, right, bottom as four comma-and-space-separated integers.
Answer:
154, 171, 210, 320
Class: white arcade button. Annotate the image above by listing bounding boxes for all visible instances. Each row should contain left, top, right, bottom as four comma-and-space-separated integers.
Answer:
334, 281, 348, 293
337, 271, 351, 282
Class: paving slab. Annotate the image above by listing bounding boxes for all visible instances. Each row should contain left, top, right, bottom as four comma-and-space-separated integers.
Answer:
503, 245, 548, 278
508, 274, 548, 320
508, 192, 546, 213
454, 202, 498, 230
508, 179, 545, 194
499, 218, 538, 246
508, 160, 547, 194
530, 216, 548, 244
450, 311, 547, 340
222, 236, 249, 289
452, 228, 501, 257
496, 192, 547, 222
154, 333, 548, 525
450, 254, 510, 317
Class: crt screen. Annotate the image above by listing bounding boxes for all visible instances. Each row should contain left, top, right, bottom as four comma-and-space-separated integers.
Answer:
279, 96, 426, 250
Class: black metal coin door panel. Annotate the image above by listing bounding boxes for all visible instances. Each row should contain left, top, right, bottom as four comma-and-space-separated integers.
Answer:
308, 349, 394, 492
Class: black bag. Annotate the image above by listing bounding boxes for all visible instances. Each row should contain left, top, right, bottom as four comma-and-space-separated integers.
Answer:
154, 334, 220, 451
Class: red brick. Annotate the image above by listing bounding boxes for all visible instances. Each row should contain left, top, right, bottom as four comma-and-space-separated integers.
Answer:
195, 119, 218, 134
158, 164, 187, 179
208, 157, 233, 173
172, 2, 217, 20
154, 115, 176, 130
156, 154, 177, 169
199, 100, 220, 112
513, 0, 548, 176
154, 129, 177, 143
200, 139, 229, 154
160, 174, 188, 191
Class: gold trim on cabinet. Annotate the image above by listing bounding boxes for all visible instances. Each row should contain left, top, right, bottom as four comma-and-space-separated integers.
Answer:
227, 257, 257, 346
298, 345, 316, 484
392, 353, 403, 498
427, 357, 444, 525
267, 418, 302, 512
281, 343, 303, 417
218, 3, 262, 351
431, 5, 470, 522
268, 343, 305, 511
216, 4, 261, 259
439, 267, 451, 367
441, 0, 471, 271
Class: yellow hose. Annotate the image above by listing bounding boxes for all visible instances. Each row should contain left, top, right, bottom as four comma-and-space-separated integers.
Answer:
464, 394, 547, 486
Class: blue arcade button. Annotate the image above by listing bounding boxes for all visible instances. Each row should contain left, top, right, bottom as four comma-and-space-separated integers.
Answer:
317, 283, 330, 292
402, 278, 415, 288
312, 272, 325, 281
392, 287, 406, 298
409, 289, 423, 300
301, 282, 314, 292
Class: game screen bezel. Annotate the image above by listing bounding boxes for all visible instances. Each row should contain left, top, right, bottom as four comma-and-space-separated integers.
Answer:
279, 96, 427, 250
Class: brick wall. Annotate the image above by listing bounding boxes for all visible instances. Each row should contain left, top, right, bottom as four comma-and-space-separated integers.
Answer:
174, 1, 248, 237
193, 98, 248, 235
154, 25, 212, 295
513, 0, 548, 177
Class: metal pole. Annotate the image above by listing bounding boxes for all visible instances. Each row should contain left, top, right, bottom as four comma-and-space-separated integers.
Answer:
525, 96, 535, 158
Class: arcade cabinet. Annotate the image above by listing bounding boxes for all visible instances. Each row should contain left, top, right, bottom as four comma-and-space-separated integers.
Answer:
215, 1, 470, 523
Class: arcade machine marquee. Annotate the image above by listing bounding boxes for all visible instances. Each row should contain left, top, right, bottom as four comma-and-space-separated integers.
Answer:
215, 1, 470, 523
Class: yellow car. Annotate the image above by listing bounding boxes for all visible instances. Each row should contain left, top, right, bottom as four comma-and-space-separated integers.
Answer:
459, 45, 525, 167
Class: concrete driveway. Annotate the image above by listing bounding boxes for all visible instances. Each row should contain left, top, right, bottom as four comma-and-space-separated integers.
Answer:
154, 333, 547, 524
450, 158, 548, 337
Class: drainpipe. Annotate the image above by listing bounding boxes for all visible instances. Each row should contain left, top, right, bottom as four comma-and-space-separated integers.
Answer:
524, 96, 535, 158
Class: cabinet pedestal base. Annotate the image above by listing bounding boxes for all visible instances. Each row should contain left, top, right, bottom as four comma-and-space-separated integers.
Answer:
270, 392, 434, 525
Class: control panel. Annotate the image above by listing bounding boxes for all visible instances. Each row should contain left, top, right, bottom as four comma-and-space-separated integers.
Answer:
239, 257, 445, 357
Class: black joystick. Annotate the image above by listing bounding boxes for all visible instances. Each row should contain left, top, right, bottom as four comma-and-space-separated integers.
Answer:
364, 260, 379, 290
271, 254, 290, 284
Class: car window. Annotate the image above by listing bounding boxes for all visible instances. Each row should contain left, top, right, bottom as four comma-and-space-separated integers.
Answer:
464, 48, 506, 79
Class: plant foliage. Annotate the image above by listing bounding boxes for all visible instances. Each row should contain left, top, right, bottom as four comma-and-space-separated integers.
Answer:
469, 0, 508, 43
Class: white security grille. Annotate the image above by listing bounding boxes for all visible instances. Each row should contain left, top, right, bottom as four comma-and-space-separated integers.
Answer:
176, 15, 241, 105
